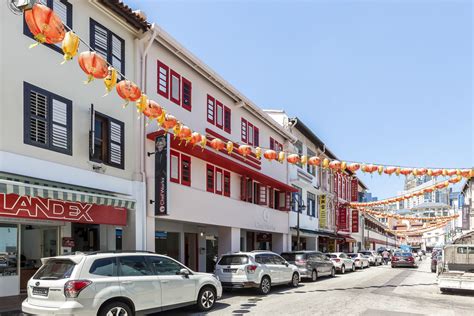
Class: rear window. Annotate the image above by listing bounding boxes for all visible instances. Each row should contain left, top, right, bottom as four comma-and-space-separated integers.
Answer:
395, 252, 412, 257
328, 254, 337, 258
348, 254, 358, 258
33, 259, 75, 280
281, 253, 305, 262
218, 255, 249, 265
360, 252, 371, 256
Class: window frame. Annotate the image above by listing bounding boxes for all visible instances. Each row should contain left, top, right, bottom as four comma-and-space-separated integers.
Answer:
207, 95, 215, 124
90, 18, 125, 77
206, 164, 215, 193
169, 69, 181, 105
24, 82, 73, 156
224, 106, 232, 133
241, 118, 248, 143
157, 60, 170, 98
259, 184, 267, 205
180, 154, 191, 186
223, 170, 231, 197
215, 101, 224, 129
170, 150, 180, 184
181, 77, 192, 111
215, 167, 223, 195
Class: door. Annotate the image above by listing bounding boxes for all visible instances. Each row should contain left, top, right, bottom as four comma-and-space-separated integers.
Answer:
184, 233, 198, 271
272, 254, 292, 283
315, 254, 328, 275
148, 256, 197, 307
256, 254, 280, 283
72, 223, 100, 252
118, 256, 161, 311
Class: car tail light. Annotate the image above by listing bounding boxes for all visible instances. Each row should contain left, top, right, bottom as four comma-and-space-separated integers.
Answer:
295, 259, 307, 266
246, 265, 258, 274
392, 257, 398, 262
64, 280, 92, 298
333, 258, 340, 263
408, 257, 414, 262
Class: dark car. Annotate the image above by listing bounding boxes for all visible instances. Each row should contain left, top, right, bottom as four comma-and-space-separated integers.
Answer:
391, 252, 417, 268
431, 253, 442, 273
281, 251, 335, 281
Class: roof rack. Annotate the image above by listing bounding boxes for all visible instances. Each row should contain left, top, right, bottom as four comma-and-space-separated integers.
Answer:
86, 250, 156, 255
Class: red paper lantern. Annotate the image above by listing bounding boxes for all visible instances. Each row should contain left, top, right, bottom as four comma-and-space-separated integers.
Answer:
400, 168, 413, 176
264, 150, 277, 161
116, 80, 141, 104
188, 132, 202, 146
142, 100, 162, 120
446, 169, 457, 176
178, 126, 192, 140
210, 138, 225, 151
460, 169, 472, 178
238, 145, 252, 157
25, 4, 65, 46
448, 176, 461, 184
347, 163, 360, 172
384, 166, 397, 175
329, 160, 341, 170
362, 164, 377, 173
161, 114, 177, 130
431, 169, 443, 177
78, 51, 108, 83
308, 156, 321, 166
287, 154, 300, 165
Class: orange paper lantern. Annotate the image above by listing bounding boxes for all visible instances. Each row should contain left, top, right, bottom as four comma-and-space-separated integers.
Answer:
116, 80, 141, 104
188, 132, 202, 146
400, 168, 413, 176
78, 51, 108, 83
210, 138, 225, 151
308, 156, 321, 166
178, 126, 192, 141
329, 160, 341, 171
238, 145, 252, 157
25, 4, 65, 47
446, 169, 457, 176
384, 166, 397, 175
161, 114, 177, 130
142, 100, 162, 120
287, 154, 300, 165
347, 163, 360, 172
264, 150, 278, 161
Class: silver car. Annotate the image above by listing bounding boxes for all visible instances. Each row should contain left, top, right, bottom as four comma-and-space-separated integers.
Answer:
327, 253, 355, 274
359, 251, 382, 266
348, 253, 370, 269
281, 251, 336, 281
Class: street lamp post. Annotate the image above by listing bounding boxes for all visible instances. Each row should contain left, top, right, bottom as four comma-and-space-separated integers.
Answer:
292, 192, 306, 251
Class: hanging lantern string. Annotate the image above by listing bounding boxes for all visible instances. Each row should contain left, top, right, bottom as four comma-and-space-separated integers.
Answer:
23, 3, 474, 173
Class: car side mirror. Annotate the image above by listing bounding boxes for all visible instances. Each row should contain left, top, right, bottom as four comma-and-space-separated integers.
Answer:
179, 268, 190, 278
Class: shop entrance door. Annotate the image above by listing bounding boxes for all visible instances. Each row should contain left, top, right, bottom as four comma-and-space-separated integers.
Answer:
205, 236, 218, 273
184, 233, 198, 271
72, 223, 100, 252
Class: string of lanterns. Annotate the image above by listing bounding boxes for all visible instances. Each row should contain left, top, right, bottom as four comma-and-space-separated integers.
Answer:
385, 220, 452, 237
359, 208, 459, 222
22, 3, 474, 178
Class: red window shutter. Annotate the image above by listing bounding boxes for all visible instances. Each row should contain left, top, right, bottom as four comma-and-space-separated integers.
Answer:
241, 118, 247, 142
181, 77, 192, 111
206, 164, 215, 193
207, 95, 215, 124
270, 137, 275, 151
224, 106, 231, 133
223, 171, 231, 197
157, 60, 169, 98
240, 176, 246, 201
285, 192, 291, 211
246, 178, 253, 203
215, 167, 223, 195
170, 150, 180, 183
216, 101, 223, 129
180, 154, 191, 186
254, 126, 259, 147
269, 188, 274, 208
259, 185, 267, 205
170, 69, 181, 105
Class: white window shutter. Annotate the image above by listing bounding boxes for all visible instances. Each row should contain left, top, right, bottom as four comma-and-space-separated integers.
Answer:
109, 121, 123, 166
93, 24, 108, 60
51, 99, 68, 149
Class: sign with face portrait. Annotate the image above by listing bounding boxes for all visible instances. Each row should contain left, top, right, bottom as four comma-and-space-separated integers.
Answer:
154, 135, 168, 216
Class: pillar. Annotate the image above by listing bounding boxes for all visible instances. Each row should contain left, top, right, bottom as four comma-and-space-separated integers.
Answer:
198, 233, 206, 272
179, 231, 185, 263
218, 227, 241, 256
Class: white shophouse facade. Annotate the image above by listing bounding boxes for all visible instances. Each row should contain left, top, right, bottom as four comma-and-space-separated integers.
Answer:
141, 25, 296, 272
0, 0, 150, 297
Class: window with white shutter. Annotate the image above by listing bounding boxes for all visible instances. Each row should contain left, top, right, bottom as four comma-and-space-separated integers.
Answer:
24, 82, 72, 155
90, 19, 125, 78
23, 0, 72, 54
90, 111, 125, 169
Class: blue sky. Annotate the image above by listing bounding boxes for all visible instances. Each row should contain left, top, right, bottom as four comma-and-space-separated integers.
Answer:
127, 0, 473, 198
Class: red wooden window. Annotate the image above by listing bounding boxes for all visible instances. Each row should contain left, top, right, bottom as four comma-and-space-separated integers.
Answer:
285, 192, 291, 211
270, 137, 275, 150
157, 61, 169, 98
248, 122, 254, 146
270, 137, 283, 151
269, 188, 274, 209
246, 178, 253, 203
206, 164, 215, 193
181, 154, 191, 186
182, 77, 192, 111
215, 168, 223, 195
241, 118, 248, 142
207, 95, 215, 124
170, 69, 181, 105
216, 101, 223, 129
254, 126, 259, 147
170, 150, 180, 183
224, 106, 231, 133
223, 171, 231, 197
240, 176, 246, 201
259, 184, 267, 205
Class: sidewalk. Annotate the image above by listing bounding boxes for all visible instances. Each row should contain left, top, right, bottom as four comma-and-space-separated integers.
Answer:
0, 294, 25, 315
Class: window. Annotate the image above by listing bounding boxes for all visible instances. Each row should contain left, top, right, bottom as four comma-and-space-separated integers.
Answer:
248, 122, 254, 145
207, 95, 215, 124
294, 141, 303, 167
182, 77, 192, 111
157, 61, 169, 98
24, 82, 72, 155
33, 259, 75, 280
147, 256, 183, 275
224, 171, 231, 197
254, 126, 259, 147
241, 118, 248, 142
118, 256, 153, 276
0, 224, 18, 277
90, 110, 124, 169
307, 149, 316, 175
270, 137, 283, 152
292, 186, 302, 212
259, 184, 267, 205
89, 258, 117, 277
215, 168, 223, 194
216, 101, 224, 128
207, 164, 215, 193
23, 0, 72, 54
90, 19, 125, 78
224, 106, 232, 133
170, 150, 180, 183
170, 70, 181, 105
241, 119, 259, 145
307, 192, 316, 217
181, 154, 191, 186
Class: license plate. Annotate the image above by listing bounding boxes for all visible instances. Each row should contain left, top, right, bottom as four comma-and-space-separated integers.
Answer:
32, 287, 49, 297
223, 268, 237, 273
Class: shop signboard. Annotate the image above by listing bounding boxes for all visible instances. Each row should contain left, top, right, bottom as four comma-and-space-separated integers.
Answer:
256, 232, 272, 242
319, 195, 327, 229
0, 193, 127, 225
351, 209, 359, 233
462, 204, 470, 230
338, 207, 348, 231
154, 134, 168, 216
351, 179, 358, 202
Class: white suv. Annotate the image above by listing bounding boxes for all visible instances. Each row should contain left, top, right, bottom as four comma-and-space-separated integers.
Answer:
214, 251, 300, 295
22, 251, 222, 315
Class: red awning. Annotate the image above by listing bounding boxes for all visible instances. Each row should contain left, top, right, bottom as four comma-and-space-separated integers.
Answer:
147, 131, 297, 193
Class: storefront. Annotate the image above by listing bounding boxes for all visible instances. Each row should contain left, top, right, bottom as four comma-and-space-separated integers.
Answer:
0, 178, 135, 297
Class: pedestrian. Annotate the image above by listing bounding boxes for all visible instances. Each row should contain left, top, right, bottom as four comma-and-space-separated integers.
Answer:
382, 250, 390, 265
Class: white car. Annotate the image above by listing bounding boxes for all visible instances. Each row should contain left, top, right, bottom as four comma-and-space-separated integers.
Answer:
348, 253, 370, 269
359, 251, 382, 266
214, 251, 300, 295
22, 251, 222, 315
327, 253, 355, 274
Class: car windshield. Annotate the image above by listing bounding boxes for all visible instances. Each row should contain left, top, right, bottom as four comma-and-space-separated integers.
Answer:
281, 253, 305, 262
348, 254, 358, 258
33, 259, 76, 280
218, 255, 249, 265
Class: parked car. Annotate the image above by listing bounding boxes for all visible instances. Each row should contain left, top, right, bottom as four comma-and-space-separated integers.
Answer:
359, 251, 382, 266
281, 251, 336, 281
431, 252, 442, 273
22, 251, 222, 315
348, 253, 370, 269
215, 251, 299, 295
391, 252, 417, 268
326, 253, 355, 274
438, 244, 474, 293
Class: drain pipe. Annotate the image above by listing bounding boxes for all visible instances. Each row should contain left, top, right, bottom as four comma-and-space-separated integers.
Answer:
139, 23, 158, 250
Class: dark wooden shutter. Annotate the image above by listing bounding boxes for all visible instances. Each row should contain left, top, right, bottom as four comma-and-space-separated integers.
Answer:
27, 89, 48, 146
270, 137, 275, 150
223, 171, 231, 197
182, 77, 192, 111
240, 176, 246, 201
108, 118, 124, 169
254, 126, 259, 147
181, 154, 191, 186
224, 106, 231, 133
206, 164, 215, 193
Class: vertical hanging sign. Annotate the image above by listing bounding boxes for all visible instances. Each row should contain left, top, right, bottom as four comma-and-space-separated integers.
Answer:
352, 209, 359, 233
319, 195, 327, 229
351, 178, 359, 202
154, 134, 168, 215
338, 207, 348, 231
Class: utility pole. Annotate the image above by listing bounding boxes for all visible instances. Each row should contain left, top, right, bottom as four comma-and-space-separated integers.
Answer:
292, 192, 306, 251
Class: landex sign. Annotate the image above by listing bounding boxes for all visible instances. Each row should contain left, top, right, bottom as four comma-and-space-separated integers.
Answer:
0, 193, 127, 226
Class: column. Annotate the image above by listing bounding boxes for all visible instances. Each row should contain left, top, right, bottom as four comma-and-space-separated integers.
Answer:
198, 234, 206, 272
218, 227, 240, 256
179, 231, 185, 263
145, 216, 156, 252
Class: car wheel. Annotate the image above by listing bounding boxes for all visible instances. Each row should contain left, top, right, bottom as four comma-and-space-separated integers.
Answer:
197, 286, 216, 312
311, 270, 318, 282
340, 264, 346, 274
290, 272, 299, 287
330, 267, 336, 277
99, 301, 132, 316
258, 276, 271, 295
